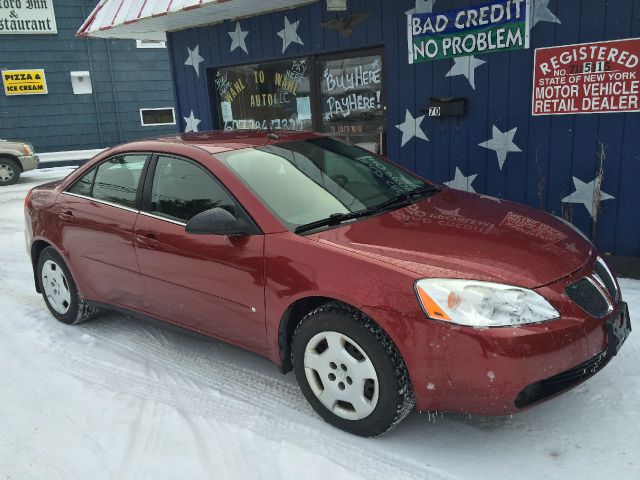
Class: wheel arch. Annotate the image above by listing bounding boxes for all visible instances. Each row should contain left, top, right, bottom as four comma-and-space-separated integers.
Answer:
278, 296, 335, 373
0, 154, 23, 172
277, 296, 399, 374
31, 239, 53, 293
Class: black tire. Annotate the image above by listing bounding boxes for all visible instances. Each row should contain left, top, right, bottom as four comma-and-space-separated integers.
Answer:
37, 247, 98, 325
0, 157, 21, 186
292, 302, 415, 437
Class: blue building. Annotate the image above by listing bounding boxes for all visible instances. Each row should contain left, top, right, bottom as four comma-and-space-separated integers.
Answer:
0, 0, 177, 160
79, 0, 640, 258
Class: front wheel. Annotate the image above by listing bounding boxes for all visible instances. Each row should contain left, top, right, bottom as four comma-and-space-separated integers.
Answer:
37, 247, 98, 325
0, 158, 20, 186
292, 303, 415, 436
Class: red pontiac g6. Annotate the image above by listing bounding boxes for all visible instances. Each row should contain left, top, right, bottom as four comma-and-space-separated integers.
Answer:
25, 131, 631, 436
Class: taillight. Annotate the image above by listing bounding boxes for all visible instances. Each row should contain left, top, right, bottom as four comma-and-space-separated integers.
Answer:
23, 144, 32, 155
25, 189, 32, 208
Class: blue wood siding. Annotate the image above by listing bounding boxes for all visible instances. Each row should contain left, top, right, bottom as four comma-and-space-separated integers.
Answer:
168, 0, 640, 257
0, 0, 177, 153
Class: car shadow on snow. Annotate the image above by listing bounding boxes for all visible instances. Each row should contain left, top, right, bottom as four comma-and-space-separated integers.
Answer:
74, 308, 612, 438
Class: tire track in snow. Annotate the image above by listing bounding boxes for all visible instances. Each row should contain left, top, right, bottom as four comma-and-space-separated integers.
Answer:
55, 351, 437, 480
1, 281, 455, 479
83, 317, 307, 411
36, 314, 457, 480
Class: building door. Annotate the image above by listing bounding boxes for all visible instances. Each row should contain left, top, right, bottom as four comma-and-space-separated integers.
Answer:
210, 48, 386, 154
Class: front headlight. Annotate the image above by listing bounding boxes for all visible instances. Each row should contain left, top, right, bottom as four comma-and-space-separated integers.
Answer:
415, 278, 559, 327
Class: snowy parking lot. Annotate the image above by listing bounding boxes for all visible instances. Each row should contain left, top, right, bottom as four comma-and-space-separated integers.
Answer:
1, 167, 639, 480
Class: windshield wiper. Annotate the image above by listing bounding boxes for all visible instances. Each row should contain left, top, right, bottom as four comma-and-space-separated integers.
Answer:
294, 185, 441, 235
369, 184, 441, 212
294, 209, 377, 234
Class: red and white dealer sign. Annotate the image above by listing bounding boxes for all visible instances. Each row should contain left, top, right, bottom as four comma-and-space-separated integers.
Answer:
532, 38, 640, 115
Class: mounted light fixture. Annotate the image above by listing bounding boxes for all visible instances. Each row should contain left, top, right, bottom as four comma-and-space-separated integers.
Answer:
70, 71, 92, 95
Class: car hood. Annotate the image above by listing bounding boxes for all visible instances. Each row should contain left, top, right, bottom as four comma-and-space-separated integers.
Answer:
308, 189, 593, 289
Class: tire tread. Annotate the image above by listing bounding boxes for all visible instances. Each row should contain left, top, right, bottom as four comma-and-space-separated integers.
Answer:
74, 296, 99, 324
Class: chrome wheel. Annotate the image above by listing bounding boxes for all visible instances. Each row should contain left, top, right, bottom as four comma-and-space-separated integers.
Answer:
41, 259, 71, 315
0, 163, 15, 182
304, 331, 379, 420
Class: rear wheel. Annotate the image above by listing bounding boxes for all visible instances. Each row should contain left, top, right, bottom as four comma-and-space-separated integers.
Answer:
37, 247, 98, 325
292, 303, 415, 437
0, 158, 20, 186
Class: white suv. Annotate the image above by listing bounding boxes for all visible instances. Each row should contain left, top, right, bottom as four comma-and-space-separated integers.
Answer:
0, 139, 39, 186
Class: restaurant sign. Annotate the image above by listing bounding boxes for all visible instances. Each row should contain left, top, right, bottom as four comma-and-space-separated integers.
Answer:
532, 38, 640, 115
0, 0, 57, 34
407, 0, 530, 64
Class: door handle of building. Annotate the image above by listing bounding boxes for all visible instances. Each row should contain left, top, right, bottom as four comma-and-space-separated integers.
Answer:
58, 211, 75, 222
136, 233, 160, 249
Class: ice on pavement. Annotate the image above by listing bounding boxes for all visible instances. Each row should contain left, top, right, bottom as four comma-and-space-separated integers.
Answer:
1, 168, 639, 480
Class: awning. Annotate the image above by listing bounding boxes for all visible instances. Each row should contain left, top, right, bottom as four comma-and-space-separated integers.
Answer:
77, 0, 317, 41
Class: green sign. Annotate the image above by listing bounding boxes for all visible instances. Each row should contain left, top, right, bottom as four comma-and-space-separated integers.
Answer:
407, 0, 530, 64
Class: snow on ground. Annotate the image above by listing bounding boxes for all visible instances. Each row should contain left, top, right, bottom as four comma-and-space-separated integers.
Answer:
1, 167, 639, 480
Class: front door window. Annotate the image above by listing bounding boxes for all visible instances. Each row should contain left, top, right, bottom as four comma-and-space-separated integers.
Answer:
150, 155, 240, 223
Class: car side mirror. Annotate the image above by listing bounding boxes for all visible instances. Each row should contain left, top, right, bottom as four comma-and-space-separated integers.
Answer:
185, 207, 250, 236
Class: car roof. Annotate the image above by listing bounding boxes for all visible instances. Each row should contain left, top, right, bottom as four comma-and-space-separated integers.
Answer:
122, 130, 324, 155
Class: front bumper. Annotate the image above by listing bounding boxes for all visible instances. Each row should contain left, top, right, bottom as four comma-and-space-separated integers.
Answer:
363, 264, 630, 415
18, 154, 39, 172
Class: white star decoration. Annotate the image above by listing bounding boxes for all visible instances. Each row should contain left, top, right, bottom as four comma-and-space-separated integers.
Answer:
183, 110, 201, 133
228, 22, 249, 54
277, 16, 303, 53
445, 55, 486, 90
395, 109, 429, 147
184, 45, 204, 76
561, 176, 614, 218
478, 126, 522, 170
405, 0, 435, 16
532, 0, 561, 28
445, 167, 477, 192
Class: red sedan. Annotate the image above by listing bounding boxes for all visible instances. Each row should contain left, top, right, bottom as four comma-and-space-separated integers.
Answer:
24, 131, 631, 436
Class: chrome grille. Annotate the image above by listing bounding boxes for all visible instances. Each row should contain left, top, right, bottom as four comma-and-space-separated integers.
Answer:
594, 257, 619, 301
565, 277, 611, 318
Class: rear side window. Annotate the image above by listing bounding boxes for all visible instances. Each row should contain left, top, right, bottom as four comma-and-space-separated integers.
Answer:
150, 156, 237, 223
67, 168, 97, 197
92, 155, 147, 209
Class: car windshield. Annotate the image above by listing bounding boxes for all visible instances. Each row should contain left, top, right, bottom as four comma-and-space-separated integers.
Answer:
216, 138, 432, 231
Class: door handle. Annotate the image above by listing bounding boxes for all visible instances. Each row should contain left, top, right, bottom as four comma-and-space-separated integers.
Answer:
58, 211, 75, 222
136, 233, 160, 249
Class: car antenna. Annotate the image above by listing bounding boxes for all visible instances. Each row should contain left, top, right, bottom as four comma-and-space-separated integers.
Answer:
266, 123, 279, 140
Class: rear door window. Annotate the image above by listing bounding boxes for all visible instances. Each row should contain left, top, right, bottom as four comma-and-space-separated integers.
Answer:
67, 168, 97, 197
91, 155, 147, 209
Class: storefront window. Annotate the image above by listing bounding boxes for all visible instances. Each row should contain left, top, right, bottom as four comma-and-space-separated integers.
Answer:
319, 54, 385, 153
214, 57, 312, 131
